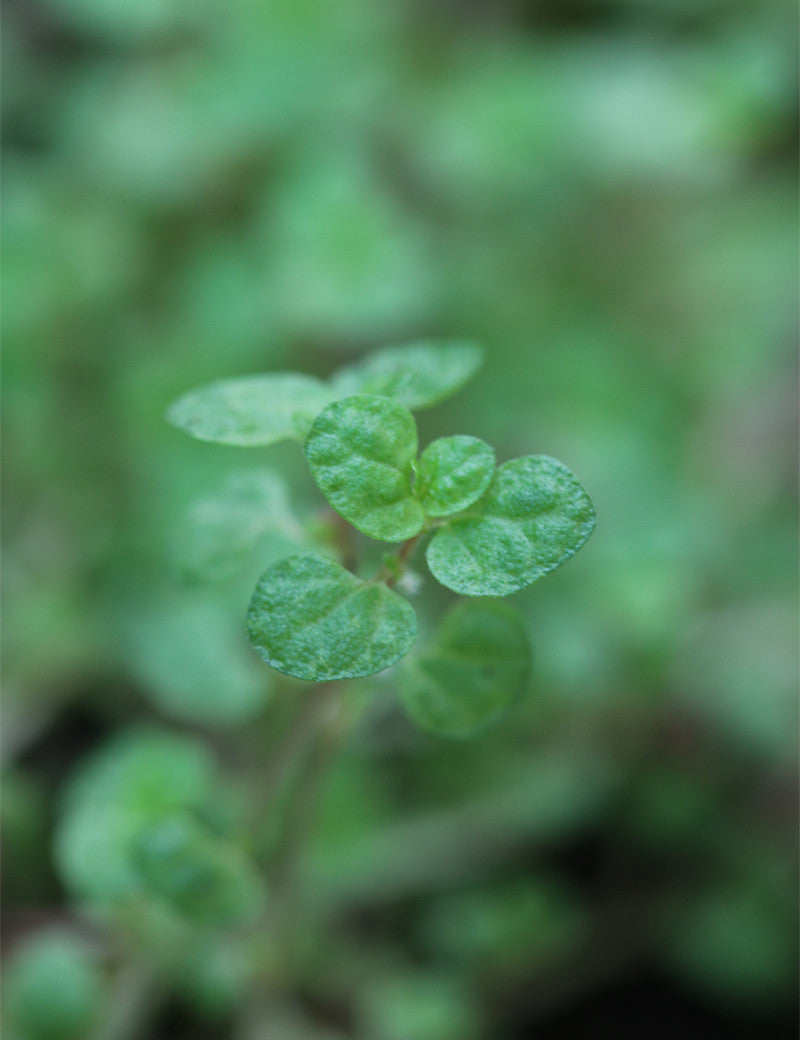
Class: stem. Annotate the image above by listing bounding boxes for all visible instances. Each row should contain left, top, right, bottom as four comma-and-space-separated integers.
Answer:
268, 686, 350, 959
382, 530, 425, 587
255, 684, 337, 814
90, 964, 160, 1040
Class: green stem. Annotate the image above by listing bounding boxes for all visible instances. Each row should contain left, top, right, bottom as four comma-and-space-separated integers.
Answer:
90, 964, 160, 1040
250, 684, 342, 856
268, 685, 351, 960
381, 528, 427, 587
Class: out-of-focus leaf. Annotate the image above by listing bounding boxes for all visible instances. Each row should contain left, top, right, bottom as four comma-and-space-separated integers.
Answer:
126, 593, 270, 727
358, 971, 481, 1040
658, 885, 798, 1001
173, 469, 303, 583
3, 931, 105, 1040
332, 341, 483, 411
133, 814, 265, 926
166, 373, 333, 446
55, 729, 215, 902
401, 601, 529, 739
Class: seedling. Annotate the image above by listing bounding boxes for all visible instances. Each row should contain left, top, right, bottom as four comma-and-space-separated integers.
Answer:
167, 341, 595, 737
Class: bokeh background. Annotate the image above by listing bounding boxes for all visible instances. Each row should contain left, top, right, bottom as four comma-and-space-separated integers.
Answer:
2, 0, 798, 1037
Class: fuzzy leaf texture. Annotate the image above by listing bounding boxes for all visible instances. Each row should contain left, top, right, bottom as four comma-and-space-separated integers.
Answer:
401, 601, 530, 738
332, 340, 484, 410
416, 435, 495, 517
247, 554, 417, 681
305, 395, 425, 542
166, 373, 333, 446
426, 455, 596, 596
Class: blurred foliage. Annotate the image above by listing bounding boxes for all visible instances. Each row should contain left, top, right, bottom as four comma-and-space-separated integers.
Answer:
2, 0, 797, 1036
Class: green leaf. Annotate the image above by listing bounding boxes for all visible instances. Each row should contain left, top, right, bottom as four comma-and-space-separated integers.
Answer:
416, 436, 495, 517
426, 456, 596, 596
166, 373, 333, 446
332, 341, 484, 410
4, 932, 105, 1040
359, 971, 480, 1040
305, 395, 425, 542
174, 469, 303, 583
247, 554, 417, 682
127, 594, 270, 728
54, 729, 216, 902
133, 815, 265, 926
401, 601, 529, 739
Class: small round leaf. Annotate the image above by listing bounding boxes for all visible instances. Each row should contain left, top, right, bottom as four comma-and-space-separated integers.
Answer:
401, 601, 530, 739
54, 729, 215, 903
247, 554, 417, 681
416, 436, 495, 517
332, 341, 484, 410
305, 395, 425, 542
426, 456, 596, 596
133, 815, 265, 926
4, 932, 105, 1040
166, 373, 333, 446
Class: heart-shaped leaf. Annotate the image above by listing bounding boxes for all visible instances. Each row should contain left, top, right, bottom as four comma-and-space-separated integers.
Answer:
332, 341, 483, 410
247, 554, 417, 681
305, 395, 425, 542
416, 435, 495, 517
401, 601, 530, 738
426, 456, 596, 596
166, 373, 333, 446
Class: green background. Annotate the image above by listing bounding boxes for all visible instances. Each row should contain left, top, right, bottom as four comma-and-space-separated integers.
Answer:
3, 0, 797, 1037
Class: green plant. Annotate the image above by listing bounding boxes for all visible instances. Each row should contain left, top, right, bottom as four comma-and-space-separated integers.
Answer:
167, 340, 596, 738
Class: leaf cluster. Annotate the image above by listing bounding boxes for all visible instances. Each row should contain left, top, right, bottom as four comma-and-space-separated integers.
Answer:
168, 341, 595, 737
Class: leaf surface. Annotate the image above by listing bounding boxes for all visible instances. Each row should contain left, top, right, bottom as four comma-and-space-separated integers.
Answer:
416, 435, 495, 517
332, 341, 483, 410
426, 455, 595, 595
401, 601, 529, 738
247, 554, 417, 681
305, 395, 424, 541
166, 373, 333, 446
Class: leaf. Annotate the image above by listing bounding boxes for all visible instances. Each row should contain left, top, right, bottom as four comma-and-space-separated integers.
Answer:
305, 395, 425, 542
416, 436, 495, 517
54, 729, 216, 902
174, 469, 303, 583
133, 815, 265, 926
247, 554, 417, 682
401, 601, 529, 739
4, 932, 105, 1040
426, 456, 596, 596
127, 594, 270, 728
166, 373, 333, 446
332, 341, 484, 410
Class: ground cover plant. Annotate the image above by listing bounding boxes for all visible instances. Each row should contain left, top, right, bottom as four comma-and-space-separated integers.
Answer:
167, 340, 595, 732
3, 0, 797, 1037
